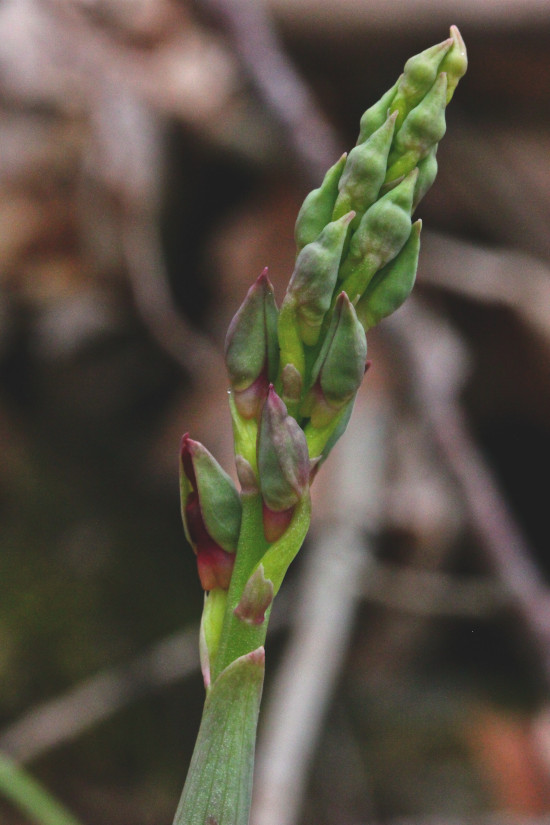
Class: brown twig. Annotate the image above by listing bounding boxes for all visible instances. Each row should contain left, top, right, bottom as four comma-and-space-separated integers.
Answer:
389, 298, 550, 683
198, 0, 341, 182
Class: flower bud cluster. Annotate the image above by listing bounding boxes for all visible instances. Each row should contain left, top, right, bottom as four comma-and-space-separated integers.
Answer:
182, 28, 466, 597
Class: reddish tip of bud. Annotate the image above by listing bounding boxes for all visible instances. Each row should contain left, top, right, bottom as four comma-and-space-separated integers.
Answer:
196, 544, 235, 591
365, 359, 372, 373
262, 501, 294, 543
234, 371, 269, 419
180, 433, 197, 485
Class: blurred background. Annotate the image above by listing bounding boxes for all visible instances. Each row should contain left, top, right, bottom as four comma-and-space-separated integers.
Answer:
1, 1, 550, 823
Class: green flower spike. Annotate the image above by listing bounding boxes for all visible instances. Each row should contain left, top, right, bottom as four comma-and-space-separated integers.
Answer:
180, 434, 242, 591
356, 219, 422, 331
295, 153, 347, 251
173, 30, 467, 825
258, 385, 310, 541
285, 211, 355, 347
225, 268, 279, 419
338, 168, 417, 303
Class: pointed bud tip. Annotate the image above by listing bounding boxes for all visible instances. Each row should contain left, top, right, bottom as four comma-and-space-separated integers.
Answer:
449, 25, 466, 53
257, 266, 270, 285
266, 382, 284, 409
335, 290, 352, 308
180, 433, 197, 482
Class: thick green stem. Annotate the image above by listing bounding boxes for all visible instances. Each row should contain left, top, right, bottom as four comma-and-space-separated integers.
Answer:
212, 494, 270, 680
173, 649, 265, 825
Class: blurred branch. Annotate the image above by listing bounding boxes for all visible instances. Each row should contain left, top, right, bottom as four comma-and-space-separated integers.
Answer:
364, 562, 506, 618
268, 0, 550, 34
422, 229, 550, 347
0, 601, 295, 766
252, 390, 387, 825
0, 627, 199, 765
199, 0, 341, 182
390, 299, 550, 683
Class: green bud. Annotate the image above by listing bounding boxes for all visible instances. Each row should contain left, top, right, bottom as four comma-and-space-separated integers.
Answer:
234, 565, 274, 625
440, 25, 468, 103
357, 78, 399, 144
225, 268, 279, 419
413, 145, 438, 210
180, 434, 242, 555
302, 292, 367, 428
356, 220, 421, 331
258, 386, 309, 512
392, 36, 453, 129
229, 391, 258, 474
295, 153, 347, 251
304, 396, 354, 463
338, 169, 417, 303
277, 300, 305, 411
287, 211, 354, 346
385, 72, 447, 183
235, 455, 259, 496
333, 111, 397, 224
280, 363, 303, 407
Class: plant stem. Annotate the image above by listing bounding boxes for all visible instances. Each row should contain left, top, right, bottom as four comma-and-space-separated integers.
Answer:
212, 493, 270, 681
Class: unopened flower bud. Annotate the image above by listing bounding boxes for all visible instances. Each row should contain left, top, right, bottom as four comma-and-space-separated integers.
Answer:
339, 169, 417, 303
302, 293, 367, 428
440, 25, 468, 102
225, 269, 279, 419
258, 386, 309, 514
333, 111, 397, 223
385, 72, 447, 184
391, 36, 453, 129
281, 363, 302, 407
295, 154, 347, 251
356, 220, 421, 331
287, 212, 354, 346
234, 565, 274, 625
180, 435, 242, 590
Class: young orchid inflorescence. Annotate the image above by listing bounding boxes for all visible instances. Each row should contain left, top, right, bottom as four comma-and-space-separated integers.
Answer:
174, 28, 467, 825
